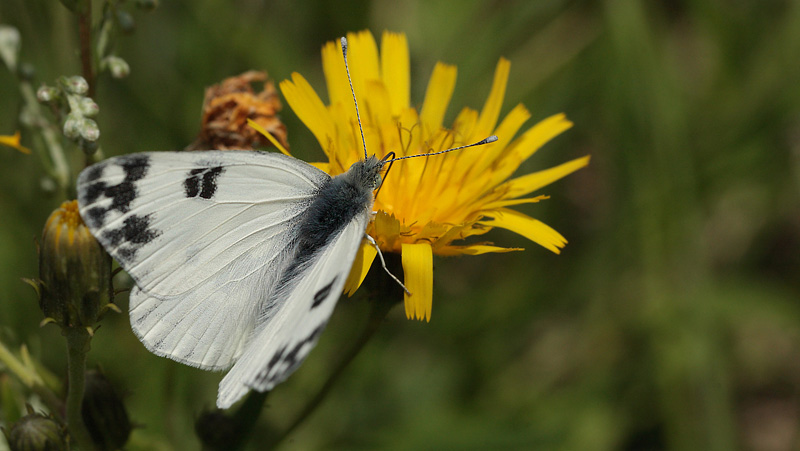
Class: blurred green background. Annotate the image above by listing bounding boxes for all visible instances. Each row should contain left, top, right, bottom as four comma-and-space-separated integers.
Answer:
2, 0, 800, 449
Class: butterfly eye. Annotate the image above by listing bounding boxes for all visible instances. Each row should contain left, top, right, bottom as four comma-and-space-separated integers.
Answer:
374, 173, 382, 190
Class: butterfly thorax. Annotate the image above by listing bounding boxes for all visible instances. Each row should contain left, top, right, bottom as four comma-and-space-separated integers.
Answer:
292, 156, 383, 261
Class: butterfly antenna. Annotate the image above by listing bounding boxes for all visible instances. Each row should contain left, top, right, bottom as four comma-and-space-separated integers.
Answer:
387, 135, 498, 162
341, 37, 369, 160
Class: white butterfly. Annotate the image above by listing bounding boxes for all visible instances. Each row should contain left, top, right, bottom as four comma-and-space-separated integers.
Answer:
76, 38, 495, 409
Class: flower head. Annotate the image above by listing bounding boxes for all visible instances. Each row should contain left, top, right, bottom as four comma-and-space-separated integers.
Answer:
196, 71, 289, 151
37, 200, 115, 329
3, 410, 67, 451
82, 369, 132, 450
277, 30, 589, 321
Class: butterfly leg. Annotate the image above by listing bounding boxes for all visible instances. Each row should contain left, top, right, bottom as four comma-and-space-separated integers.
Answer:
364, 234, 411, 295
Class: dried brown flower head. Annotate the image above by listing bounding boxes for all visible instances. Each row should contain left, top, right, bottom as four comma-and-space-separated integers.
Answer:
193, 71, 289, 151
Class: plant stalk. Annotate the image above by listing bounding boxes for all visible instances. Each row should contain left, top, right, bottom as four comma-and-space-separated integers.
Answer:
65, 327, 94, 451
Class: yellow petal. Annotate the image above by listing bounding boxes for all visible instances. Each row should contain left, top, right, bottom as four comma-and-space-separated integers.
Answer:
483, 195, 549, 210
501, 155, 590, 199
280, 74, 336, 151
401, 242, 433, 321
309, 162, 330, 173
0, 131, 31, 154
371, 211, 402, 251
466, 103, 530, 178
436, 244, 523, 256
380, 31, 409, 117
347, 30, 379, 104
344, 239, 378, 296
479, 209, 567, 254
365, 80, 393, 150
246, 119, 291, 156
487, 113, 574, 187
451, 106, 478, 145
493, 103, 531, 145
502, 113, 572, 167
322, 39, 349, 109
474, 58, 510, 141
420, 62, 457, 139
449, 102, 530, 187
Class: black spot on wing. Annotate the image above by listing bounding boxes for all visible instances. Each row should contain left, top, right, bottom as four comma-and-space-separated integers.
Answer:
102, 214, 161, 262
200, 166, 224, 198
82, 154, 151, 214
252, 324, 327, 388
184, 168, 202, 198
85, 206, 107, 228
84, 164, 105, 183
311, 276, 338, 309
78, 155, 161, 263
184, 165, 224, 200
117, 247, 139, 263
103, 214, 159, 246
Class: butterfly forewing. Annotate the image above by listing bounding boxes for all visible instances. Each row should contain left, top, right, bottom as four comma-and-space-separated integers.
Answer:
77, 151, 330, 369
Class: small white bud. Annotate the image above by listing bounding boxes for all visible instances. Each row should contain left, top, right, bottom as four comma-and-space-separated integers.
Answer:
62, 75, 89, 95
37, 86, 58, 103
63, 113, 82, 139
80, 118, 100, 141
104, 56, 130, 79
79, 97, 100, 117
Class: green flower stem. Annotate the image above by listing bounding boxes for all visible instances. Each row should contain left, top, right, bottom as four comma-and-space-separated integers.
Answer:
265, 295, 396, 448
65, 327, 95, 451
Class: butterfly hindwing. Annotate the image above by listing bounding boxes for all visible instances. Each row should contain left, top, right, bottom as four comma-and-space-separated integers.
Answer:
77, 151, 330, 370
216, 212, 370, 408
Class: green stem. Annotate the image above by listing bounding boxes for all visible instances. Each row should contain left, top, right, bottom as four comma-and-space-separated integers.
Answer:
266, 297, 394, 448
65, 327, 94, 451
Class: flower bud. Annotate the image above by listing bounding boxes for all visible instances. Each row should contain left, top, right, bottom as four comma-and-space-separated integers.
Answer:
3, 412, 67, 451
79, 118, 100, 142
78, 97, 99, 117
62, 113, 81, 139
60, 75, 88, 95
36, 86, 58, 103
38, 200, 114, 328
82, 369, 132, 450
103, 56, 130, 79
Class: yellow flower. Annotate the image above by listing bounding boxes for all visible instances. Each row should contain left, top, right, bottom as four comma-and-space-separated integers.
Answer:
38, 200, 114, 328
0, 131, 31, 154
277, 30, 589, 321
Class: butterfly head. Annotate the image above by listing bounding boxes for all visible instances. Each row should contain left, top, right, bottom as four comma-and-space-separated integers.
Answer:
345, 155, 386, 192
